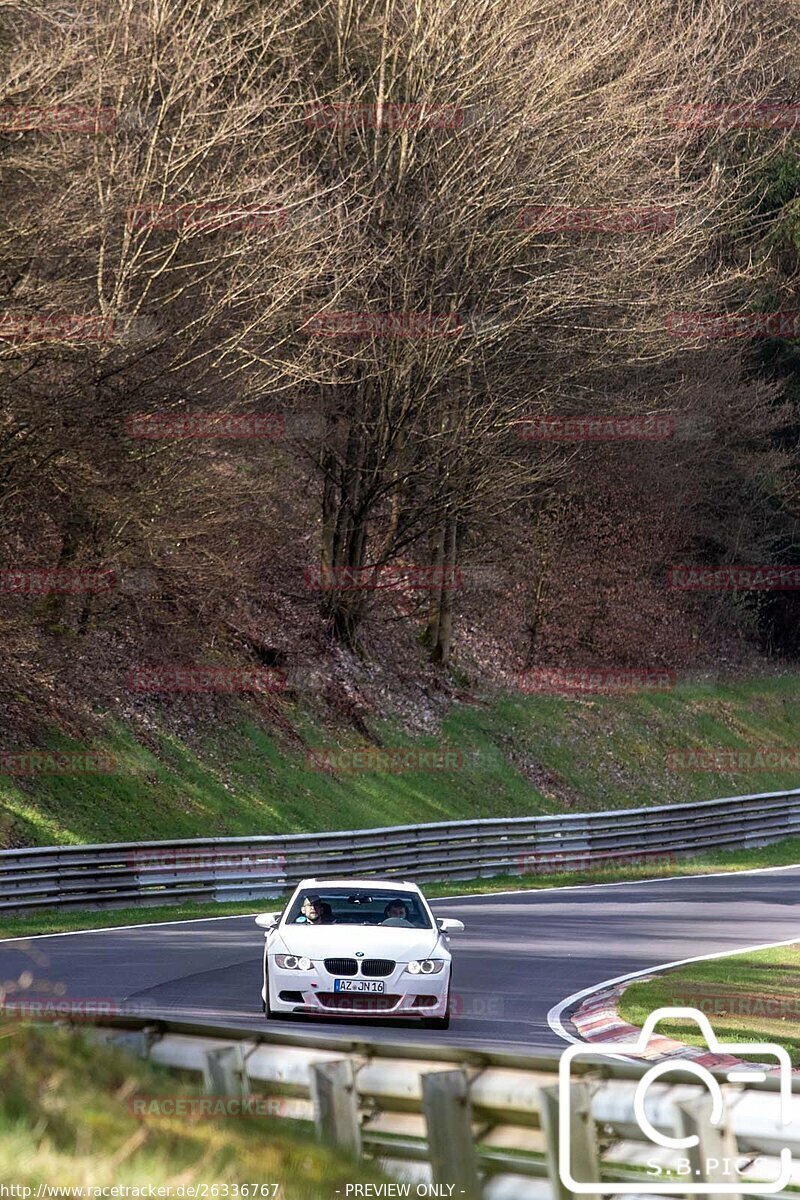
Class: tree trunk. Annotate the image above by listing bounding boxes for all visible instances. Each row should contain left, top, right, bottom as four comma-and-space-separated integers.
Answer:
317, 403, 372, 649
428, 514, 457, 666
423, 523, 446, 650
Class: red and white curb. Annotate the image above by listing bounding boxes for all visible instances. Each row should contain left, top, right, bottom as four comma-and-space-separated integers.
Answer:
570, 979, 775, 1072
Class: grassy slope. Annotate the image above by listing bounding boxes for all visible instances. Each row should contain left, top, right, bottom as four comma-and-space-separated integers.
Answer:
0, 1023, 384, 1193
2, 676, 800, 848
618, 942, 800, 1065
1, 835, 799, 938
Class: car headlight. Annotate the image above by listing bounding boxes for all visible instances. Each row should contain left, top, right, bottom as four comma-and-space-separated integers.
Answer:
405, 959, 445, 975
275, 954, 313, 970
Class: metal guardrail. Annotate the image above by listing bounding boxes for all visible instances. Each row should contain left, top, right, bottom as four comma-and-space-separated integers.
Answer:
83, 1014, 800, 1199
1, 787, 799, 913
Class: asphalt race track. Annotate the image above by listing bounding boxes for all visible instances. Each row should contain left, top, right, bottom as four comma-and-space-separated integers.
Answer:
2, 867, 799, 1054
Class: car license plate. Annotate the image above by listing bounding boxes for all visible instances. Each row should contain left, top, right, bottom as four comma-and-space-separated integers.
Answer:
333, 979, 385, 993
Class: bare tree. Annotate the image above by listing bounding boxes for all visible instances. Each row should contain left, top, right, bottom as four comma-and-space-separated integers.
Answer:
290, 0, 799, 659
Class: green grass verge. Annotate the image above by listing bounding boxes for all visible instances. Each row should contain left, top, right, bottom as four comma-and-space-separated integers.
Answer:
1, 835, 798, 939
619, 942, 800, 1065
3, 675, 800, 848
0, 1023, 384, 1193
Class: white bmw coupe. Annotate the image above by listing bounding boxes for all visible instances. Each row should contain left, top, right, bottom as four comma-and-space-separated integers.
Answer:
256, 877, 464, 1029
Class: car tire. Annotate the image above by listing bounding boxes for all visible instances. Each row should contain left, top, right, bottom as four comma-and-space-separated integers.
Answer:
422, 1012, 450, 1030
422, 988, 451, 1030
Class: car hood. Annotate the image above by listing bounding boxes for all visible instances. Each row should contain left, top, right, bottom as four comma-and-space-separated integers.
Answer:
272, 923, 442, 961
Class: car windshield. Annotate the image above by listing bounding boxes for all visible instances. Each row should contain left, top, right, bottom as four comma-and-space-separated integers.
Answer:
286, 888, 431, 928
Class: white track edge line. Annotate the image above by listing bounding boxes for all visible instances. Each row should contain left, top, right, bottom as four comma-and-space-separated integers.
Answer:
547, 932, 800, 1046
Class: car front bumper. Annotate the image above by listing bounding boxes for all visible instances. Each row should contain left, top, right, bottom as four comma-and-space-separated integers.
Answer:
264, 958, 450, 1019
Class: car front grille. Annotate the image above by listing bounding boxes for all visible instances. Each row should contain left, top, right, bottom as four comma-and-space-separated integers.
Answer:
316, 992, 401, 1012
324, 957, 358, 976
360, 958, 395, 977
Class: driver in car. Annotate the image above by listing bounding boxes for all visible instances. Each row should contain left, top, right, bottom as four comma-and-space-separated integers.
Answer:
294, 894, 331, 924
382, 899, 412, 924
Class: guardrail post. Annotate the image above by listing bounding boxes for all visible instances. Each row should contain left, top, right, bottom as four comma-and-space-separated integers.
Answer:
309, 1059, 362, 1155
675, 1092, 741, 1200
540, 1081, 601, 1200
421, 1069, 481, 1200
203, 1045, 247, 1097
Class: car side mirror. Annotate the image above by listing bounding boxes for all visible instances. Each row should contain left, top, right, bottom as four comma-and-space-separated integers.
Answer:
255, 912, 281, 929
437, 918, 465, 933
